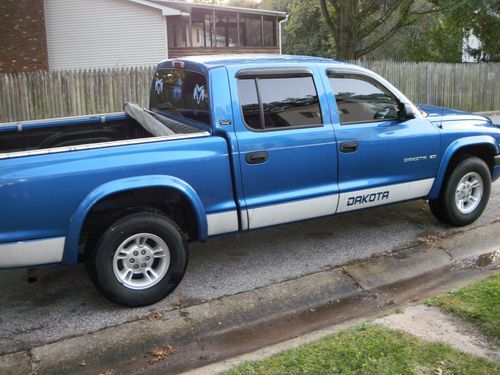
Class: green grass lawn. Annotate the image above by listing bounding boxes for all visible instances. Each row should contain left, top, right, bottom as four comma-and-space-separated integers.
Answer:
223, 324, 499, 375
427, 272, 499, 341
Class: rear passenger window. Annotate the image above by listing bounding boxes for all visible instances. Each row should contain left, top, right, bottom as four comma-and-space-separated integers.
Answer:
328, 73, 400, 125
238, 76, 322, 131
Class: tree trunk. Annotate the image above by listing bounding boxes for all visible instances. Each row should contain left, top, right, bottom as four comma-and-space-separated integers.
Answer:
334, 0, 358, 60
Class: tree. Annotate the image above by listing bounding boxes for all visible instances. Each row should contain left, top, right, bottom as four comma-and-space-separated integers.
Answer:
395, 0, 500, 62
319, 0, 438, 60
441, 0, 500, 62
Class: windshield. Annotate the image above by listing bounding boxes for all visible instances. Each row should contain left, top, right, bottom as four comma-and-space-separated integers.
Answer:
150, 68, 210, 125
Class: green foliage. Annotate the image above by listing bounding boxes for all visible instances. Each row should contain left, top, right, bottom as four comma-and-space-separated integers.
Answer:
223, 324, 499, 374
399, 16, 463, 62
281, 1, 335, 57
253, 0, 335, 57
428, 273, 500, 340
442, 0, 500, 62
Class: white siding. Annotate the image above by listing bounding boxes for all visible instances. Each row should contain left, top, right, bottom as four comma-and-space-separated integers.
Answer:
44, 0, 168, 70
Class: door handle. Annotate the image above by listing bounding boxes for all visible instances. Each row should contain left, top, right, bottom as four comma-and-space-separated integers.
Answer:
246, 151, 269, 164
340, 141, 359, 153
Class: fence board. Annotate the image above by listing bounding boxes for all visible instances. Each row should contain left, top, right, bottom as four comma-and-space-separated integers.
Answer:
0, 62, 498, 123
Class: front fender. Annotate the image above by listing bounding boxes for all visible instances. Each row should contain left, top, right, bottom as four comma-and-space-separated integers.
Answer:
63, 175, 207, 265
428, 136, 499, 199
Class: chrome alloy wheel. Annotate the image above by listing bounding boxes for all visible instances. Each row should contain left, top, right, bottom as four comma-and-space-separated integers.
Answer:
112, 233, 170, 290
454, 172, 483, 214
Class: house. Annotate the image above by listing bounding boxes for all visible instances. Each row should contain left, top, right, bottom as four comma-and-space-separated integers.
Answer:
0, 0, 286, 72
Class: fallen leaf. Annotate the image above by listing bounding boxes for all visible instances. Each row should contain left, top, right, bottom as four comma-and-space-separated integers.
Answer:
148, 345, 174, 364
144, 311, 164, 321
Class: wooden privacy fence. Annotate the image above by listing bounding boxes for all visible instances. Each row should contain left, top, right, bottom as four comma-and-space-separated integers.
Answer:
0, 61, 499, 123
0, 66, 156, 123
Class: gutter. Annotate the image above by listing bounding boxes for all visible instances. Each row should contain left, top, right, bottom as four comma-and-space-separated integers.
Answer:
279, 14, 289, 55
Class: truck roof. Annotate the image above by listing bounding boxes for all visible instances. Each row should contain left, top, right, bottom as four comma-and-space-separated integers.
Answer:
157, 54, 350, 70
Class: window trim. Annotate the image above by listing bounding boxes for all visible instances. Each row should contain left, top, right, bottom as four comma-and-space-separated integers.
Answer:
149, 68, 212, 128
327, 69, 403, 126
236, 67, 314, 79
237, 73, 324, 132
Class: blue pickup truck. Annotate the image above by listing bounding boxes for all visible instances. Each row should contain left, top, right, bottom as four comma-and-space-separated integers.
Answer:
1, 55, 499, 306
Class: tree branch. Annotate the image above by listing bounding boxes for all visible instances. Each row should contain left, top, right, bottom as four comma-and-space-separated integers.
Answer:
358, 0, 409, 39
358, 0, 384, 21
319, 0, 337, 34
355, 18, 413, 58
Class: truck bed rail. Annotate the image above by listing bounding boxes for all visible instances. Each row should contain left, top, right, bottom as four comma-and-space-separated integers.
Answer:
0, 131, 210, 160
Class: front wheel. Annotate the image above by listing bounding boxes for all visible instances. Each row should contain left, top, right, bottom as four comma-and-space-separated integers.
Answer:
429, 157, 491, 227
85, 212, 188, 307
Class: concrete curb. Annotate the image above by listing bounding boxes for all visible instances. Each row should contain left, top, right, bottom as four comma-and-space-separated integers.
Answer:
1, 222, 499, 375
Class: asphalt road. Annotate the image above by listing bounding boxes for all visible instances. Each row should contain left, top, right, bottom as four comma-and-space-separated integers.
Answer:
1, 178, 499, 355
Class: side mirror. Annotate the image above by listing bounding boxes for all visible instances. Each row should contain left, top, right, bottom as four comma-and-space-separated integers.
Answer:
399, 103, 416, 120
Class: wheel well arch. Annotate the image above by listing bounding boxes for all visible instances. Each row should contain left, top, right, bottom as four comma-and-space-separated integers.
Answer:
447, 144, 496, 173
429, 139, 498, 199
63, 177, 207, 265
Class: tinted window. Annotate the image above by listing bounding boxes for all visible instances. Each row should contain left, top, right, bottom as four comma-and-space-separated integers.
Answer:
238, 79, 261, 129
238, 76, 322, 130
150, 69, 210, 125
329, 74, 400, 124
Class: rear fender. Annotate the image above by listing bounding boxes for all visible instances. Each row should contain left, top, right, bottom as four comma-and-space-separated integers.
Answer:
63, 175, 207, 265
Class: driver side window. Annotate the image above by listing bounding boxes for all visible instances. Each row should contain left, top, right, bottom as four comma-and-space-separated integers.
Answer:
329, 72, 400, 125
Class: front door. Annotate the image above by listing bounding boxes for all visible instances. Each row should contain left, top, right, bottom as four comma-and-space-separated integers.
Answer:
323, 69, 441, 213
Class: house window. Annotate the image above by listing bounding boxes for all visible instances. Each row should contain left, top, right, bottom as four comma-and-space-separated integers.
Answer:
263, 17, 276, 47
191, 11, 215, 47
168, 17, 188, 48
168, 11, 279, 49
240, 15, 262, 47
215, 13, 238, 47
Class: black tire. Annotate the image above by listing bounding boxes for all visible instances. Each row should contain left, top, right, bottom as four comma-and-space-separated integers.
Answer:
429, 157, 491, 227
85, 212, 188, 307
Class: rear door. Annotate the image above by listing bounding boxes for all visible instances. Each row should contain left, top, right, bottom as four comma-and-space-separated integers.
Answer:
228, 66, 339, 229
322, 67, 440, 213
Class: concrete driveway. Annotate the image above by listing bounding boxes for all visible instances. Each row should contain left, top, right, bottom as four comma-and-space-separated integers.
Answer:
1, 180, 499, 355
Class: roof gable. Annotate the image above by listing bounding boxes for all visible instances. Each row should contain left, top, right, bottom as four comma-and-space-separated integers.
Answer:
151, 0, 286, 18
124, 0, 189, 16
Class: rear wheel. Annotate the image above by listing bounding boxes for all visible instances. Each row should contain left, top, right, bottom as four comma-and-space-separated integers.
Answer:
429, 157, 491, 227
86, 212, 187, 307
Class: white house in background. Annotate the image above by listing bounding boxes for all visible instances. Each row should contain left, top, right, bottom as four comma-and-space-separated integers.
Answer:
43, 0, 286, 70
462, 32, 482, 62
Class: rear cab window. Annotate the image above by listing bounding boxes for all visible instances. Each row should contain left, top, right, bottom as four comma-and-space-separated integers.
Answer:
150, 69, 211, 126
237, 70, 322, 131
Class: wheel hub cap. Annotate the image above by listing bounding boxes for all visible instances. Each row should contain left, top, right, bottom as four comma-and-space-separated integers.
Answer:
113, 233, 170, 290
454, 172, 483, 214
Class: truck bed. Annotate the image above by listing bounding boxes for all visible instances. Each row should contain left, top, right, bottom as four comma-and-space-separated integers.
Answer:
0, 107, 204, 156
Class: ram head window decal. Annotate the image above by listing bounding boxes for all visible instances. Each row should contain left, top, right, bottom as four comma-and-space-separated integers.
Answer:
154, 78, 164, 96
193, 84, 206, 105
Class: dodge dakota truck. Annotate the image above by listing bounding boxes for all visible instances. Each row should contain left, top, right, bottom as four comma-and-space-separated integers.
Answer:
1, 55, 499, 306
